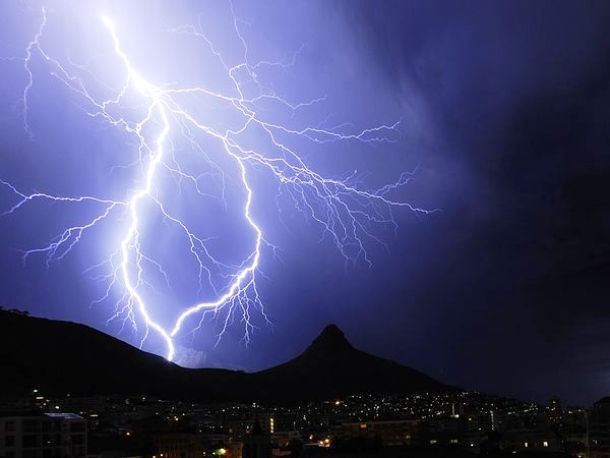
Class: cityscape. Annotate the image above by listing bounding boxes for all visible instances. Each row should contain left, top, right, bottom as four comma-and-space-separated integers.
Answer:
0, 388, 605, 458
1, 309, 610, 458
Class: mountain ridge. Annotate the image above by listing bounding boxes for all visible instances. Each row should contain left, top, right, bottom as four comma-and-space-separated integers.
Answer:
0, 310, 452, 402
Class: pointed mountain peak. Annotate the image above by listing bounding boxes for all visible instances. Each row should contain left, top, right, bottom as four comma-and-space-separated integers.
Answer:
308, 324, 353, 352
319, 324, 346, 339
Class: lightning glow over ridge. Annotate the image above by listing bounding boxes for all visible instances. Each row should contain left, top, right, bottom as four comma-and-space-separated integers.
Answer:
1, 5, 432, 363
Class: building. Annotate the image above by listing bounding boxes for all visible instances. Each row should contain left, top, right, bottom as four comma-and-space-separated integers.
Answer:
242, 421, 271, 458
548, 397, 562, 425
499, 425, 561, 453
562, 406, 587, 457
151, 432, 202, 458
589, 397, 610, 458
0, 413, 87, 458
337, 420, 420, 447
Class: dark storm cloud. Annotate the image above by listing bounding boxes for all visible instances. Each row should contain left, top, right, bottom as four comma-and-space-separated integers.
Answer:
338, 0, 610, 403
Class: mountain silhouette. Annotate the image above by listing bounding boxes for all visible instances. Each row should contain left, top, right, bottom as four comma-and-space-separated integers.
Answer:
307, 323, 354, 351
0, 311, 451, 402
251, 324, 447, 400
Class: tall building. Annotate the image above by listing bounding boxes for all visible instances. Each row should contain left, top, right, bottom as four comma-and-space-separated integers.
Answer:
548, 396, 562, 424
0, 413, 87, 458
589, 397, 610, 458
242, 420, 271, 458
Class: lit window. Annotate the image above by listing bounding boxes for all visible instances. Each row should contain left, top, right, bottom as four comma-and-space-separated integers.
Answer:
543, 441, 549, 447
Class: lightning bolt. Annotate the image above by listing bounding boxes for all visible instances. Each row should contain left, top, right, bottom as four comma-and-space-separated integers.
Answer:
1, 6, 433, 362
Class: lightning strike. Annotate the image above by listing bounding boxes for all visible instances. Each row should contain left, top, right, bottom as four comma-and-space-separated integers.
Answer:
1, 6, 432, 362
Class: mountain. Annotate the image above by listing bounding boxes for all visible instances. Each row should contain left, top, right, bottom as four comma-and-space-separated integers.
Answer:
0, 310, 451, 402
251, 324, 448, 401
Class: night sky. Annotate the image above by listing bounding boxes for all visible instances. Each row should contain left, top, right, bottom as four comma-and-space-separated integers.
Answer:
1, 1, 610, 406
